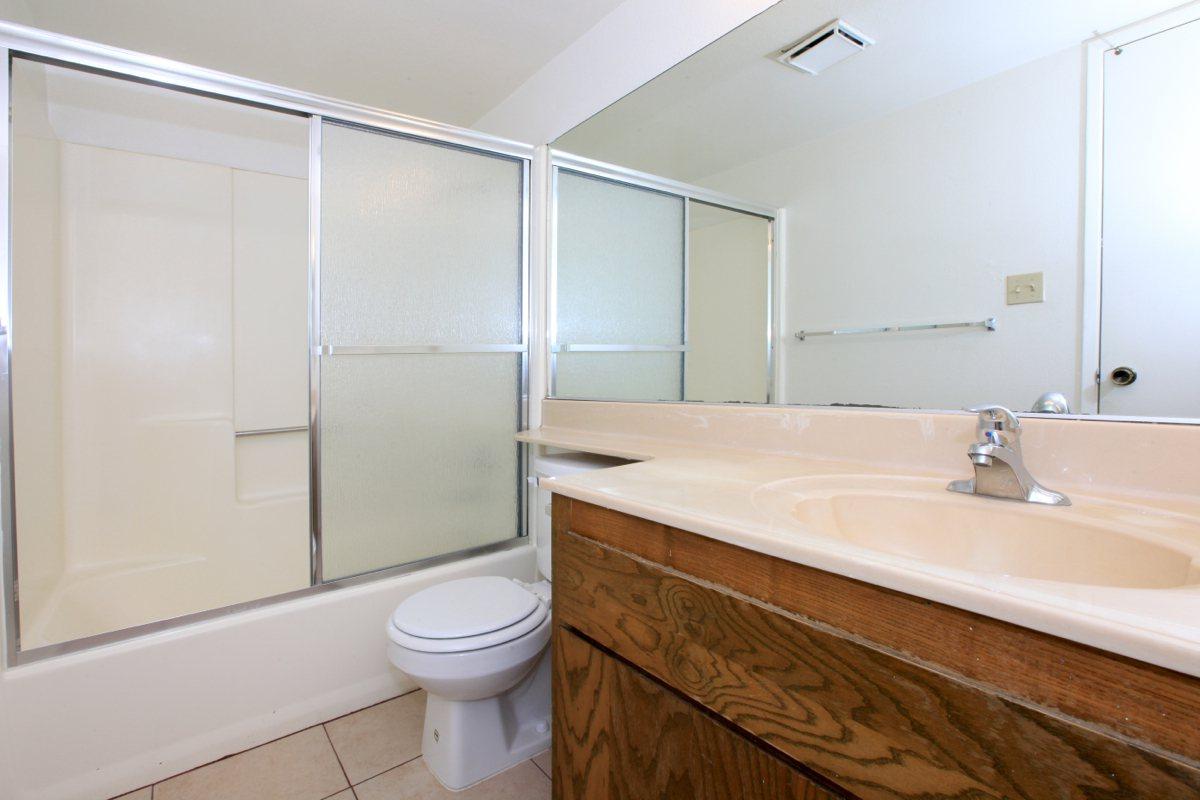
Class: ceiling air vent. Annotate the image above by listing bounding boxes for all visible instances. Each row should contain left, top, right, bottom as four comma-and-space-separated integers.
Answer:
776, 20, 874, 76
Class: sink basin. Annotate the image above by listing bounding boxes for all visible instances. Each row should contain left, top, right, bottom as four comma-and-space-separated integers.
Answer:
752, 475, 1200, 589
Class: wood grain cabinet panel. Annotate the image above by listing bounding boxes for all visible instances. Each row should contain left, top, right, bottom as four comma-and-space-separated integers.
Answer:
553, 625, 841, 799
550, 495, 1200, 800
556, 497, 1200, 762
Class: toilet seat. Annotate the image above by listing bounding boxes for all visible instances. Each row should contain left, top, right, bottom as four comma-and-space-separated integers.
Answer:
388, 576, 548, 654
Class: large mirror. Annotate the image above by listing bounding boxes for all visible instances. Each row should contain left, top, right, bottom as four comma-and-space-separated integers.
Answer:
551, 0, 1200, 420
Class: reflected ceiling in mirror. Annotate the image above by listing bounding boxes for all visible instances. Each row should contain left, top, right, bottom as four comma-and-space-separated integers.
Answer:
553, 0, 1200, 421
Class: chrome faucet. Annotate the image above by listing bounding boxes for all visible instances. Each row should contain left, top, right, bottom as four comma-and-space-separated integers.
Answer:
947, 405, 1070, 506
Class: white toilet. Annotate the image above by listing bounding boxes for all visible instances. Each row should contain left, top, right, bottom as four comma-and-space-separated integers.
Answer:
386, 452, 626, 790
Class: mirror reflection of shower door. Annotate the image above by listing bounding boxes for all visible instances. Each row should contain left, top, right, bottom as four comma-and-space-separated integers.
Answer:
1099, 17, 1200, 417
318, 122, 525, 581
553, 171, 686, 401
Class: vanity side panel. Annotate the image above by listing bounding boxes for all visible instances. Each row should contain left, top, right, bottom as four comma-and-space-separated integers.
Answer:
552, 495, 1200, 763
551, 623, 841, 800
551, 495, 1200, 800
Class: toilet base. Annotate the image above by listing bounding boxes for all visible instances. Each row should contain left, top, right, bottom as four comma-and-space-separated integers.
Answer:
421, 648, 551, 790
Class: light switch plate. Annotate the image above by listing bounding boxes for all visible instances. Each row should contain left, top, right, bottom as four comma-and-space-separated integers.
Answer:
1006, 272, 1044, 305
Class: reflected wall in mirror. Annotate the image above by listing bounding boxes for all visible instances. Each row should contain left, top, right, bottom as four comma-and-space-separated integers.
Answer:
553, 0, 1200, 420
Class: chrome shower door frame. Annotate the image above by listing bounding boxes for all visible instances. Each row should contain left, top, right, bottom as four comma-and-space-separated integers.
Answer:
546, 150, 781, 404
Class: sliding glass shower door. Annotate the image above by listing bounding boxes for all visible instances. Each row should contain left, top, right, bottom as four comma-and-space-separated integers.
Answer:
317, 122, 526, 581
3, 43, 532, 663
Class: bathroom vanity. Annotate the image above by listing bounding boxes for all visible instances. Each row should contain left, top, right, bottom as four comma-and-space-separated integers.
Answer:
521, 400, 1200, 799
549, 495, 1200, 798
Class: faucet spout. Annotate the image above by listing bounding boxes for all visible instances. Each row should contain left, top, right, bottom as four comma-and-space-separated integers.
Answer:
948, 405, 1070, 506
967, 444, 994, 467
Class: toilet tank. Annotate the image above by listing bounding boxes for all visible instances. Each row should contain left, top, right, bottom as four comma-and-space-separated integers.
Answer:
532, 452, 631, 579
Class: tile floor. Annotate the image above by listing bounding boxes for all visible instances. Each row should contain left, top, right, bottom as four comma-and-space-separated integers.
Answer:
108, 690, 551, 800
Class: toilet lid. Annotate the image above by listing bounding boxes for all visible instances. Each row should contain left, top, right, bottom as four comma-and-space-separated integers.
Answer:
387, 602, 548, 653
391, 576, 540, 639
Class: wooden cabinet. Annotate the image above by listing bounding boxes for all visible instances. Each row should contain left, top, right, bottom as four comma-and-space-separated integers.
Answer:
550, 495, 1200, 800
552, 625, 839, 799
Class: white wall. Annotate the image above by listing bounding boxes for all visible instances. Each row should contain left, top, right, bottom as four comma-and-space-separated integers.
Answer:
701, 47, 1084, 411
233, 171, 311, 434
475, 0, 778, 143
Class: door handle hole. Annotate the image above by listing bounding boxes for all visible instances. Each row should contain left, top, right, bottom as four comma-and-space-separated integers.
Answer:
1110, 366, 1137, 386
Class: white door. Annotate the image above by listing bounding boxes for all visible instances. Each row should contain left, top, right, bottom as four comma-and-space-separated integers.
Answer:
1098, 17, 1200, 416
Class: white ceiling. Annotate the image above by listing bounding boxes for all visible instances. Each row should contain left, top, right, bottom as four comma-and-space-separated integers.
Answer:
7, 0, 627, 128
556, 0, 1185, 182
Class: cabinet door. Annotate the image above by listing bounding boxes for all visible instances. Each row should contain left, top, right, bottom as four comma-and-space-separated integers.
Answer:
552, 626, 840, 800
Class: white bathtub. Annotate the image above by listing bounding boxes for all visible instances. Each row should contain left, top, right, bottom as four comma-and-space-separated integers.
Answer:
0, 542, 536, 800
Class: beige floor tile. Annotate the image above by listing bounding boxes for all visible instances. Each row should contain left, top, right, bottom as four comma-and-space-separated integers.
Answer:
109, 789, 151, 800
531, 749, 551, 778
154, 726, 348, 800
324, 690, 425, 784
324, 792, 356, 800
354, 759, 549, 800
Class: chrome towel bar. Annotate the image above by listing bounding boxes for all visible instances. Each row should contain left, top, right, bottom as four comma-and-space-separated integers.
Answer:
795, 317, 997, 341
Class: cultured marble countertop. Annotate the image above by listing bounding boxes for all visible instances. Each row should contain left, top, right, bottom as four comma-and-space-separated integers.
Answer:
517, 425, 1200, 678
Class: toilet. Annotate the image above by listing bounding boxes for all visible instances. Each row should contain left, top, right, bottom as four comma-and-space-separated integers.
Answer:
386, 452, 627, 790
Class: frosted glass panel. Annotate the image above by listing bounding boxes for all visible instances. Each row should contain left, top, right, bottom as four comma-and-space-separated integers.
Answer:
556, 171, 684, 344
320, 354, 520, 580
555, 353, 681, 401
318, 122, 525, 579
321, 122, 523, 345
685, 202, 770, 403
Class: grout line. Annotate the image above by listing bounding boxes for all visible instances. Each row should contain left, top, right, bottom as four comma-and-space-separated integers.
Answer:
148, 690, 417, 792
142, 724, 321, 788
316, 790, 353, 800
138, 690, 416, 796
107, 783, 155, 800
322, 724, 353, 790
531, 753, 551, 780
322, 687, 421, 726
352, 753, 423, 788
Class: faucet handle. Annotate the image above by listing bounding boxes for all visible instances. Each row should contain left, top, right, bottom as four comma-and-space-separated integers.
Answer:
966, 404, 1020, 440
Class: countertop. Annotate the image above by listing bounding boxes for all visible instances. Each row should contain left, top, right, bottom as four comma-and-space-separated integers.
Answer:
518, 424, 1200, 678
